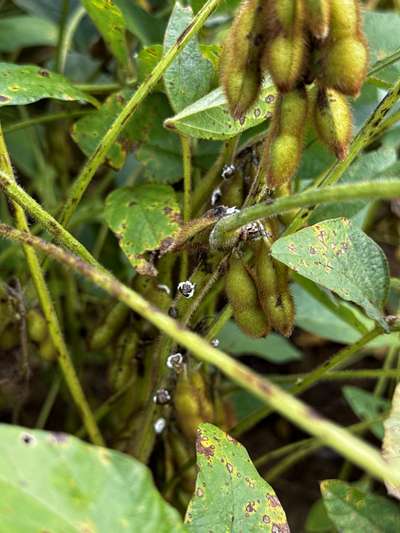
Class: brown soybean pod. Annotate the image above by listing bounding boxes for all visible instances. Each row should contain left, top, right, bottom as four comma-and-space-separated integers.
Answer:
220, 0, 268, 118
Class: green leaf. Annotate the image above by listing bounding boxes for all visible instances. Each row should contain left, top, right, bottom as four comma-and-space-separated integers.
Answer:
165, 83, 277, 140
292, 284, 400, 348
364, 11, 400, 83
163, 2, 214, 113
321, 479, 400, 533
80, 0, 129, 69
186, 423, 289, 532
115, 0, 165, 45
343, 386, 389, 439
0, 63, 96, 107
104, 184, 181, 274
382, 382, 400, 500
219, 320, 302, 363
0, 424, 185, 532
271, 218, 390, 328
71, 89, 134, 169
0, 16, 58, 52
72, 91, 182, 180
305, 499, 335, 533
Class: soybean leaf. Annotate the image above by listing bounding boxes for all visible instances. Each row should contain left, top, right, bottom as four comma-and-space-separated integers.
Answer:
72, 91, 182, 180
80, 0, 130, 69
163, 2, 214, 113
321, 479, 400, 533
104, 184, 181, 274
364, 11, 400, 83
0, 424, 186, 532
343, 386, 389, 439
115, 0, 165, 45
382, 382, 400, 500
0, 63, 96, 107
292, 284, 400, 348
186, 423, 289, 532
13, 0, 79, 21
0, 16, 58, 52
305, 499, 335, 533
219, 321, 302, 364
271, 218, 390, 328
164, 82, 277, 140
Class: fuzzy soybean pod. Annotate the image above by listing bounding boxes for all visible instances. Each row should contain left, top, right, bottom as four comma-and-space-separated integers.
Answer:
304, 0, 331, 40
261, 86, 308, 189
38, 335, 58, 362
90, 301, 130, 351
220, 0, 267, 118
174, 370, 214, 441
225, 254, 270, 338
313, 87, 352, 160
261, 0, 307, 92
108, 329, 139, 392
254, 239, 295, 337
26, 309, 48, 343
319, 0, 368, 96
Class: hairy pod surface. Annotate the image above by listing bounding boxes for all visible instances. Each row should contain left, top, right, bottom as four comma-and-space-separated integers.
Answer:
329, 0, 361, 40
27, 309, 48, 343
320, 36, 368, 96
313, 87, 353, 160
262, 0, 307, 92
174, 370, 214, 441
254, 239, 295, 337
220, 0, 267, 118
261, 87, 308, 188
90, 301, 129, 351
225, 254, 270, 338
304, 0, 331, 39
38, 335, 58, 362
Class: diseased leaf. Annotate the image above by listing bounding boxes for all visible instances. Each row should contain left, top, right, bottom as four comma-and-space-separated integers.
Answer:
343, 386, 389, 439
104, 184, 181, 274
0, 63, 96, 107
72, 91, 182, 180
80, 0, 129, 69
271, 218, 390, 328
164, 82, 277, 140
321, 479, 400, 533
0, 424, 186, 532
0, 16, 58, 52
163, 2, 214, 113
219, 321, 302, 364
186, 423, 289, 532
382, 382, 400, 500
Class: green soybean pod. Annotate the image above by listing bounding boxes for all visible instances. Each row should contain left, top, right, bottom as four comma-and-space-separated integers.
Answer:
304, 0, 331, 40
225, 254, 270, 338
27, 309, 48, 343
90, 301, 130, 351
313, 87, 353, 160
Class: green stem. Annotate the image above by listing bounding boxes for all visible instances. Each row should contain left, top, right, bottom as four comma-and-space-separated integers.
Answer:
368, 47, 400, 77
4, 110, 89, 133
180, 135, 192, 280
1, 224, 399, 487
58, 0, 223, 228
211, 180, 400, 249
0, 169, 102, 269
232, 327, 382, 436
57, 5, 86, 74
0, 131, 103, 446
269, 369, 400, 383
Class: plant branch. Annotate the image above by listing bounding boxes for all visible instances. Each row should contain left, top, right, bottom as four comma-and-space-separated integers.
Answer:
58, 0, 223, 228
211, 179, 400, 249
0, 130, 103, 446
0, 223, 399, 487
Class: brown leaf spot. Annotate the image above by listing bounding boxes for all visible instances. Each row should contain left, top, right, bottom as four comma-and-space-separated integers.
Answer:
262, 515, 271, 524
0, 95, 10, 102
196, 435, 215, 459
196, 487, 204, 497
246, 502, 256, 513
226, 462, 233, 474
267, 495, 281, 508
38, 69, 50, 77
